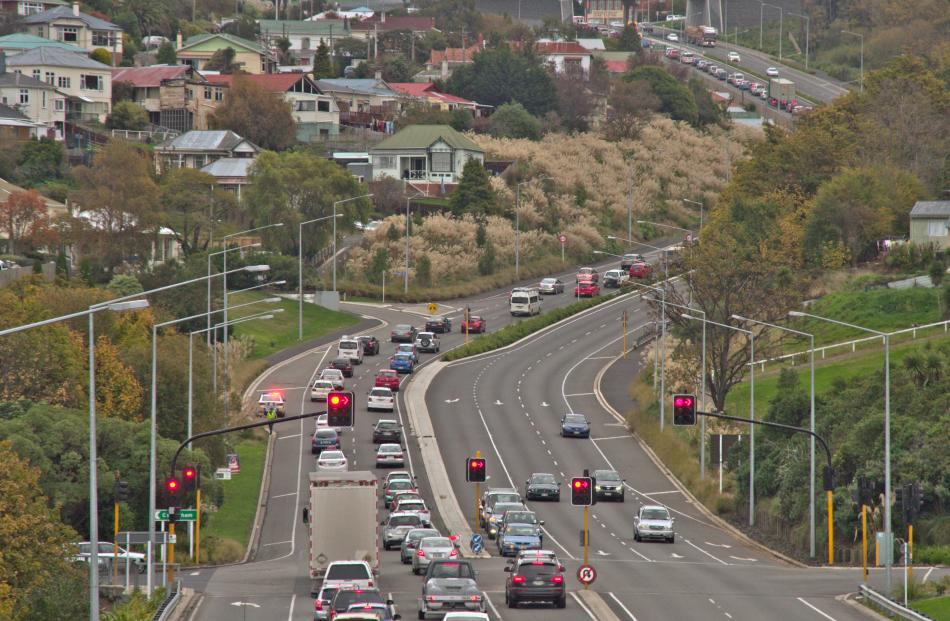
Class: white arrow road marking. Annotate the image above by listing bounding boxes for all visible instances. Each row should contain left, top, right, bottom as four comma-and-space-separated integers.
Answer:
729, 556, 757, 562
494, 399, 503, 405
444, 398, 460, 403
705, 541, 732, 548
596, 550, 611, 556
231, 602, 261, 608
670, 553, 684, 558
540, 401, 550, 407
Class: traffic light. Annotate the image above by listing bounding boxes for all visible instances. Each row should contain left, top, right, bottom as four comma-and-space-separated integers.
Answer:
672, 394, 696, 426
853, 476, 874, 506
114, 480, 130, 503
466, 457, 486, 482
571, 477, 594, 506
182, 465, 198, 491
327, 391, 354, 427
902, 482, 923, 524
164, 476, 181, 503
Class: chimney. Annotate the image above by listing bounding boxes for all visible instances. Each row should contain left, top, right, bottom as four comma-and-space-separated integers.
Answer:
380, 10, 386, 23
440, 59, 448, 80
72, 1, 79, 16
176, 31, 183, 50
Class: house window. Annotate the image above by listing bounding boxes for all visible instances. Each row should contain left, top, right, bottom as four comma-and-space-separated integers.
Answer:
45, 71, 55, 84
214, 88, 223, 101
18, 2, 46, 15
193, 155, 206, 168
32, 69, 41, 80
55, 99, 64, 111
81, 74, 103, 91
430, 150, 452, 173
295, 100, 316, 112
929, 221, 948, 237
92, 31, 115, 47
19, 89, 29, 104
317, 99, 330, 112
42, 91, 46, 108
60, 26, 79, 43
204, 86, 212, 100
375, 155, 395, 169
302, 37, 311, 50
58, 76, 71, 88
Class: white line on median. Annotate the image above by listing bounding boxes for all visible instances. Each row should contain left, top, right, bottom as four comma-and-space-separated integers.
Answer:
796, 597, 838, 620
571, 592, 599, 620
608, 592, 639, 620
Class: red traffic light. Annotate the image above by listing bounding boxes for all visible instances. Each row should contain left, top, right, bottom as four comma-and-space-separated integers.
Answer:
165, 477, 180, 493
673, 396, 694, 408
672, 393, 697, 426
329, 393, 350, 407
183, 467, 196, 480
327, 391, 354, 427
573, 479, 589, 489
570, 476, 594, 505
466, 457, 487, 482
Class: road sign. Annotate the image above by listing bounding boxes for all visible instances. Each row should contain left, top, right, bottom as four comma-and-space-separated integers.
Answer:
558, 233, 567, 245
577, 563, 597, 585
427, 302, 437, 314
226, 453, 240, 473
154, 509, 197, 522
470, 534, 483, 553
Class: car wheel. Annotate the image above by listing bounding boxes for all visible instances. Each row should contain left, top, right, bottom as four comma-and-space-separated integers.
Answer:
508, 595, 518, 609
383, 542, 390, 551
668, 534, 675, 544
556, 594, 567, 609
634, 531, 640, 542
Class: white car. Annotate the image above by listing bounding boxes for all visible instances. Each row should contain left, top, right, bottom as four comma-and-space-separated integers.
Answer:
316, 450, 348, 472
727, 51, 741, 62
666, 13, 683, 21
323, 560, 375, 590
443, 614, 490, 621
73, 542, 146, 572
310, 379, 335, 402
319, 368, 345, 388
376, 443, 405, 467
415, 331, 440, 353
394, 497, 431, 523
367, 387, 395, 411
766, 66, 779, 76
666, 32, 679, 41
315, 413, 344, 434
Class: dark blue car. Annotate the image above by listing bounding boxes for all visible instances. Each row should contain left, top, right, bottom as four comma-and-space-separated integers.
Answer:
498, 523, 543, 556
560, 413, 590, 438
389, 352, 414, 374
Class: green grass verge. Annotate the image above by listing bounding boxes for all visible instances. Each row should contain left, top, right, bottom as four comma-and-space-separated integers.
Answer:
443, 290, 623, 361
913, 595, 950, 620
200, 438, 266, 559
228, 291, 359, 358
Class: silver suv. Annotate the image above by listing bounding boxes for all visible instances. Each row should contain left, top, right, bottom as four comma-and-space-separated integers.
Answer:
633, 504, 675, 543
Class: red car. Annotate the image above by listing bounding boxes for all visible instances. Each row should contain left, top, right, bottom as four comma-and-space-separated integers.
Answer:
461, 315, 486, 334
628, 262, 652, 279
575, 279, 600, 297
375, 369, 401, 391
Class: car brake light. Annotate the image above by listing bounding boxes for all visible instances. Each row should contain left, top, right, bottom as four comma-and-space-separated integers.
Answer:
511, 575, 526, 584
315, 600, 323, 611
551, 575, 564, 584
418, 550, 425, 557
426, 596, 437, 602
470, 595, 482, 602
449, 549, 458, 557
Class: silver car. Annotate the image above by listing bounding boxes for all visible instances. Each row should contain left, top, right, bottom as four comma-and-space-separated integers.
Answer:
486, 502, 526, 539
412, 536, 458, 574
376, 443, 405, 467
479, 489, 521, 527
382, 512, 427, 550
401, 527, 441, 564
316, 450, 348, 472
633, 504, 675, 543
538, 277, 564, 294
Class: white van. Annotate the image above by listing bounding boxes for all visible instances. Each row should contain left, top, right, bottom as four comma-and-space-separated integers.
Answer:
337, 336, 363, 364
510, 288, 541, 317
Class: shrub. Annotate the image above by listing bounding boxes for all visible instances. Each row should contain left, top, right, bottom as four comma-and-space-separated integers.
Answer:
929, 260, 946, 286
201, 535, 244, 564
915, 545, 950, 566
90, 47, 112, 65
106, 101, 148, 130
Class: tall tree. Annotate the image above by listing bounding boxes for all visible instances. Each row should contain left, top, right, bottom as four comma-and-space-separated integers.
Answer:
445, 46, 558, 116
159, 167, 232, 255
209, 78, 297, 150
156, 40, 177, 64
0, 190, 47, 254
604, 79, 660, 140
624, 66, 698, 126
312, 40, 334, 78
488, 102, 543, 139
449, 159, 498, 218
204, 46, 240, 73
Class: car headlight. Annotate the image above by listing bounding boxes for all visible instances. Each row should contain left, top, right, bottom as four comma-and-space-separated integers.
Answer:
595, 485, 602, 491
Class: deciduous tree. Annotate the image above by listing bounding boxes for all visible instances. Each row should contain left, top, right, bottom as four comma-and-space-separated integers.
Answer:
159, 167, 226, 254
604, 79, 660, 140
624, 66, 698, 126
0, 190, 47, 254
156, 40, 177, 64
488, 102, 542, 140
204, 46, 239, 73
209, 78, 296, 150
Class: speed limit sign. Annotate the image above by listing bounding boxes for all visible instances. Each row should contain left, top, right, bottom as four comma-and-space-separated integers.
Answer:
558, 233, 567, 245
577, 563, 597, 585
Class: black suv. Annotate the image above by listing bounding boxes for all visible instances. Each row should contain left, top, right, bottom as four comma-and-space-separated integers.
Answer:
425, 316, 452, 333
330, 357, 354, 377
372, 419, 402, 444
358, 335, 380, 355
505, 559, 565, 609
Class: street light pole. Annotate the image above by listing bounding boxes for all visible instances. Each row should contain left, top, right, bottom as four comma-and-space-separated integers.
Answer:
681, 199, 704, 232
788, 12, 809, 69
0, 300, 151, 621
790, 311, 889, 582
206, 242, 260, 345
842, 30, 864, 92
331, 193, 373, 292
734, 314, 816, 559
298, 214, 344, 341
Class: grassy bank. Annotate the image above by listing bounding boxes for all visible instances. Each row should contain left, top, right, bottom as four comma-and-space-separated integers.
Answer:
228, 290, 360, 358
199, 436, 267, 563
913, 595, 950, 620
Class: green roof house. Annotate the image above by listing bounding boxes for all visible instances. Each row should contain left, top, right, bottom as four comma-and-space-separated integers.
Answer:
175, 32, 277, 74
369, 124, 484, 187
0, 33, 84, 56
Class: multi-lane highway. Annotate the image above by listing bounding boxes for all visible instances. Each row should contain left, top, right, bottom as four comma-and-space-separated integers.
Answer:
178, 247, 909, 621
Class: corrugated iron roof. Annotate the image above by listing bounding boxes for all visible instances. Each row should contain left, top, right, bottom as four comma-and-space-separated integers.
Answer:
0, 33, 83, 53
7, 46, 111, 69
204, 73, 314, 92
201, 157, 257, 178
111, 65, 192, 88
161, 130, 252, 152
910, 201, 950, 218
19, 5, 120, 30
371, 124, 482, 152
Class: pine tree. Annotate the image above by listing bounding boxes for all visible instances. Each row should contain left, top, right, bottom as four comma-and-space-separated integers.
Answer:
312, 41, 335, 78
449, 159, 497, 218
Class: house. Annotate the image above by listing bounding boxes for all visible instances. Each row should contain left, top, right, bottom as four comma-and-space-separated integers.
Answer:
350, 12, 437, 35
0, 176, 67, 218
0, 0, 67, 20
315, 77, 400, 129
576, 38, 606, 51
534, 41, 593, 78
200, 157, 256, 200
258, 19, 352, 65
387, 82, 489, 116
110, 64, 218, 132
0, 55, 66, 138
583, 0, 626, 25
424, 39, 482, 79
204, 72, 340, 140
909, 201, 950, 249
17, 2, 123, 62
154, 129, 260, 173
0, 32, 84, 56
369, 124, 485, 188
6, 46, 111, 122
309, 7, 374, 20
175, 32, 277, 74
0, 101, 47, 139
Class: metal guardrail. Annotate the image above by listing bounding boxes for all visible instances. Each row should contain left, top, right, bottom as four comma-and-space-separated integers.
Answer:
152, 579, 181, 621
858, 584, 933, 621
750, 318, 950, 370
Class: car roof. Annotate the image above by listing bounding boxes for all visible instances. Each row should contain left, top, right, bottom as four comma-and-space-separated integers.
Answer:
640, 504, 669, 512
379, 443, 402, 450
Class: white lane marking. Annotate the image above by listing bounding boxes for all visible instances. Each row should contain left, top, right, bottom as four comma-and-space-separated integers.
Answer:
585, 356, 617, 360
641, 490, 682, 495
262, 539, 292, 547
725, 613, 733, 619
592, 435, 632, 441
923, 566, 934, 582
270, 492, 296, 499
286, 593, 296, 621
609, 592, 639, 621
564, 392, 596, 397
685, 539, 729, 565
628, 545, 653, 562
189, 571, 200, 576
570, 592, 599, 620
185, 597, 203, 621
729, 556, 757, 562
705, 542, 732, 548
796, 597, 839, 620
277, 433, 301, 440
709, 598, 716, 604
484, 592, 502, 619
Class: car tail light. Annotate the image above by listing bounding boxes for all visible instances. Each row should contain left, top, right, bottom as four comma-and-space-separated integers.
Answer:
449, 549, 458, 558
551, 575, 564, 584
470, 595, 482, 602
315, 600, 323, 611
417, 550, 425, 557
426, 596, 437, 602
511, 575, 526, 584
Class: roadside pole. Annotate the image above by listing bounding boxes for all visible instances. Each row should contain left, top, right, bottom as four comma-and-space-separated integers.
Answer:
582, 504, 590, 589
862, 504, 868, 583
464, 308, 470, 346
827, 488, 834, 564
908, 524, 913, 582
622, 310, 628, 358
474, 450, 480, 530
195, 487, 202, 564
113, 475, 120, 584
168, 521, 175, 584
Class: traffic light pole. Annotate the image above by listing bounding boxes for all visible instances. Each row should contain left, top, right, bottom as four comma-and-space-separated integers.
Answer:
696, 409, 836, 564
583, 505, 590, 589
474, 450, 481, 532
862, 505, 868, 583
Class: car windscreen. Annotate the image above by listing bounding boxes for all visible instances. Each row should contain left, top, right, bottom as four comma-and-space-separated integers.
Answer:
429, 562, 474, 579
393, 354, 411, 361
316, 429, 337, 439
541, 279, 556, 284
388, 481, 413, 493
326, 564, 371, 581
642, 509, 670, 520
594, 470, 621, 482
506, 524, 537, 536
340, 341, 358, 350
531, 474, 557, 485
516, 563, 559, 579
493, 503, 522, 515
313, 381, 333, 389
506, 512, 537, 524
407, 529, 439, 543
511, 296, 529, 305
370, 389, 391, 397
420, 537, 452, 548
376, 420, 399, 429
491, 493, 521, 505
389, 515, 422, 527
332, 590, 384, 611
395, 324, 413, 331
564, 415, 587, 424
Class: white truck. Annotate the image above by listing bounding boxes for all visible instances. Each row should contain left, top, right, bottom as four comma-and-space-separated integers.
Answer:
307, 471, 379, 595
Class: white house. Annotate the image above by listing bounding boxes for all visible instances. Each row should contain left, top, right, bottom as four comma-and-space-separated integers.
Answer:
0, 52, 66, 138
154, 129, 260, 173
17, 2, 123, 62
6, 46, 111, 122
369, 124, 485, 189
535, 41, 593, 78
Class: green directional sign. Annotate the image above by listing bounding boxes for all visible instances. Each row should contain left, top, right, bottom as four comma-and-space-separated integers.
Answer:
154, 509, 197, 522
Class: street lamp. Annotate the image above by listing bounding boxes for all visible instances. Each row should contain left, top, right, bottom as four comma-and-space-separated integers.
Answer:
734, 314, 816, 559
298, 214, 344, 341
683, 313, 756, 526
332, 194, 373, 292
636, 219, 693, 238
515, 177, 552, 281
790, 310, 889, 583
0, 299, 150, 621
681, 199, 704, 232
788, 12, 810, 69
759, 1, 783, 57
841, 30, 864, 92
206, 242, 260, 344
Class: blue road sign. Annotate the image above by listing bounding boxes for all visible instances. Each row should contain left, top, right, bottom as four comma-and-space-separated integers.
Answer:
471, 534, 483, 553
